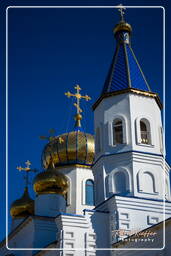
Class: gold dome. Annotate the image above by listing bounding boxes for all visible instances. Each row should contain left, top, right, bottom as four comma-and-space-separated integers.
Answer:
113, 21, 132, 35
10, 187, 34, 218
41, 131, 95, 169
33, 167, 69, 195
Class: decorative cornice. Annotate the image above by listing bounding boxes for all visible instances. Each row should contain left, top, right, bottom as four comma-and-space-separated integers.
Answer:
93, 150, 164, 167
92, 88, 162, 110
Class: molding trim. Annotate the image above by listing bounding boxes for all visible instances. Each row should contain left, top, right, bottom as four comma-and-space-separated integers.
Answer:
93, 150, 164, 167
92, 88, 162, 110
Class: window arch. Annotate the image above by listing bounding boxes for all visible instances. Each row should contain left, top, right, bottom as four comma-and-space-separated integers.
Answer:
140, 119, 151, 144
113, 119, 123, 145
85, 180, 94, 205
95, 127, 101, 153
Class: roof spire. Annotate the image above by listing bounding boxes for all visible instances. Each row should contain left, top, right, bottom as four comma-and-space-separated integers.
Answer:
95, 8, 152, 104
65, 84, 91, 130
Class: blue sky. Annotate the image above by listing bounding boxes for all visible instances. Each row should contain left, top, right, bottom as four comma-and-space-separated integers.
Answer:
0, 0, 171, 243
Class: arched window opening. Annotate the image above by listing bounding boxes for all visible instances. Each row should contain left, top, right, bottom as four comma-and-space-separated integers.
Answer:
85, 180, 94, 205
114, 172, 127, 194
95, 127, 101, 153
113, 119, 123, 145
140, 119, 151, 144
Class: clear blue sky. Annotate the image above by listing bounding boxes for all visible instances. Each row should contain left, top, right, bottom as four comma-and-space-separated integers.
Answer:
0, 0, 171, 242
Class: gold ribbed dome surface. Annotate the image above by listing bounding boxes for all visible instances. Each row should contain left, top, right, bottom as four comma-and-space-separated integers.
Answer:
113, 21, 132, 35
33, 167, 69, 195
10, 187, 34, 218
42, 131, 95, 169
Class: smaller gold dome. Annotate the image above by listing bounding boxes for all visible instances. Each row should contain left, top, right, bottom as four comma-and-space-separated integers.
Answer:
113, 21, 132, 35
33, 167, 69, 195
10, 187, 34, 218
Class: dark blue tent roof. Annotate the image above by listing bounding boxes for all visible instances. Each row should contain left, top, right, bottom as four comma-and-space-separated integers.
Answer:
101, 25, 151, 95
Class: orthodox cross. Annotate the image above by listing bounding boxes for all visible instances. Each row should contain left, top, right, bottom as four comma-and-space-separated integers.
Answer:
39, 129, 56, 141
117, 4, 126, 22
16, 160, 36, 188
65, 84, 91, 127
40, 129, 64, 144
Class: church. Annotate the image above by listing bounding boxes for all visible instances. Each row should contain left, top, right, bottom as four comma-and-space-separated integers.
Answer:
1, 6, 171, 256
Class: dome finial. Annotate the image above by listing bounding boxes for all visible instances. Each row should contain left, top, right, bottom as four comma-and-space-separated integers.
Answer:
65, 84, 91, 129
117, 4, 126, 22
113, 5, 132, 39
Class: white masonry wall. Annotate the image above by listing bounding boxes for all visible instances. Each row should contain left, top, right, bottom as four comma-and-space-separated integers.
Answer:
96, 195, 171, 247
61, 166, 95, 215
55, 214, 96, 256
35, 194, 66, 217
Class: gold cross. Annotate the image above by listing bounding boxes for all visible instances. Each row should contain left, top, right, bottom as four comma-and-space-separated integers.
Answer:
40, 129, 64, 144
39, 129, 56, 141
16, 160, 35, 188
65, 84, 91, 115
117, 4, 126, 21
17, 160, 31, 172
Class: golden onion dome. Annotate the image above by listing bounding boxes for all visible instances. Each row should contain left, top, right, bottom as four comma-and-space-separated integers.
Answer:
113, 21, 132, 35
10, 187, 34, 218
33, 167, 69, 195
41, 131, 95, 169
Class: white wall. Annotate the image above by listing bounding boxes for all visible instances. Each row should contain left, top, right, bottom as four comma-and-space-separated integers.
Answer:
56, 214, 96, 256
61, 166, 95, 215
35, 194, 66, 217
96, 195, 171, 246
93, 93, 170, 204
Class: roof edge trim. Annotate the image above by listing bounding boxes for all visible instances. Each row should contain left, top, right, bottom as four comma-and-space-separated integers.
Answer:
92, 88, 162, 110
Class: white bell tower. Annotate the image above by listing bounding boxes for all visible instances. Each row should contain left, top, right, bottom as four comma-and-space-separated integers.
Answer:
92, 10, 171, 246
92, 13, 171, 207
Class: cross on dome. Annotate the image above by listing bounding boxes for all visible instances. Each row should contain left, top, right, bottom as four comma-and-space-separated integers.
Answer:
39, 129, 64, 144
117, 4, 126, 22
16, 160, 36, 188
65, 84, 91, 128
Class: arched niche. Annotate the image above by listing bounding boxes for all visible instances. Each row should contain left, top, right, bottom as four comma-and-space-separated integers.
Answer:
137, 170, 158, 194
106, 167, 131, 196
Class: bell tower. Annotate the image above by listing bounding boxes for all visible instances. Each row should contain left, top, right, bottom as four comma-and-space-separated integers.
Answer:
92, 7, 171, 207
